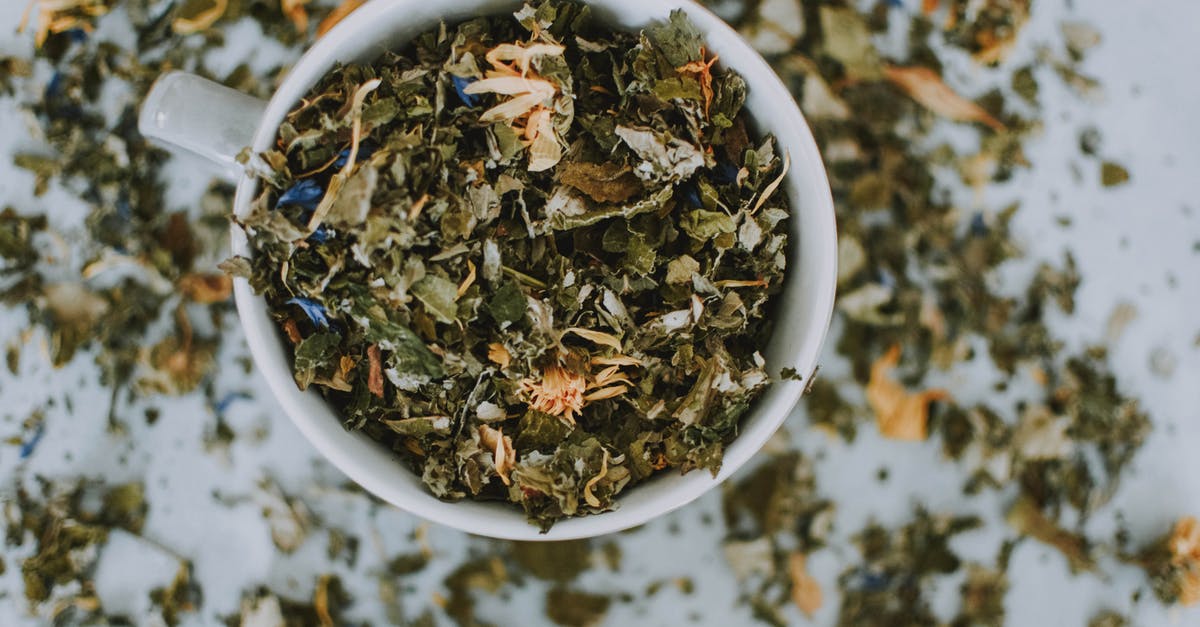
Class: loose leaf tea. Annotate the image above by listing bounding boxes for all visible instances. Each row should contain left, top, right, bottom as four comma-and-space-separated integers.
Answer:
237, 1, 792, 530
3, 0, 1189, 623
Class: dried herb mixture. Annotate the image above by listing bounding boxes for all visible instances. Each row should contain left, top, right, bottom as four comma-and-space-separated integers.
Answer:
233, 1, 792, 529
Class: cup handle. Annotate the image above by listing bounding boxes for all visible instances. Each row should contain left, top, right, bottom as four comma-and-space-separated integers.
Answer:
138, 71, 268, 183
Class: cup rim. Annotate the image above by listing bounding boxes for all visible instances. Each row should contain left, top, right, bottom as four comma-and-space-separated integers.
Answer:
229, 0, 837, 540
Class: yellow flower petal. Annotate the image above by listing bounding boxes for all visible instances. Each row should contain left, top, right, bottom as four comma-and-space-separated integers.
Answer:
487, 342, 511, 369
172, 0, 228, 34
485, 42, 566, 76
582, 449, 610, 508
526, 107, 562, 172
479, 425, 516, 486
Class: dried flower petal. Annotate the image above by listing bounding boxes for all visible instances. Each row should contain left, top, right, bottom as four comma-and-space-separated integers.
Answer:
520, 364, 587, 423
485, 42, 566, 76
788, 552, 822, 618
583, 448, 610, 508
479, 425, 516, 485
882, 65, 1005, 131
676, 47, 719, 116
307, 78, 381, 232
281, 0, 309, 33
866, 345, 950, 440
178, 273, 232, 303
19, 0, 111, 47
462, 76, 557, 122
525, 107, 562, 172
316, 0, 365, 37
563, 327, 623, 352
172, 0, 228, 35
487, 343, 511, 369
367, 344, 384, 398
314, 575, 334, 627
1171, 517, 1200, 563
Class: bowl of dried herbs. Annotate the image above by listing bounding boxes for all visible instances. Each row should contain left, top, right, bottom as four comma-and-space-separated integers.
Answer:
140, 0, 837, 538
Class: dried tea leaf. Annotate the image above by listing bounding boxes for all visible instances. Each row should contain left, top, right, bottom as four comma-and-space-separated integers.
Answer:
559, 162, 642, 203
1100, 161, 1130, 187
818, 6, 881, 80
545, 586, 610, 627
1006, 496, 1094, 573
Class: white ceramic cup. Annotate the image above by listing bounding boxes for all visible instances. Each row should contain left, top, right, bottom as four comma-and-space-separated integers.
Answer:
139, 0, 837, 540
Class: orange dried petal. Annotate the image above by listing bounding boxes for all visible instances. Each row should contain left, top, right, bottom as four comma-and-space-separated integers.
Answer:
866, 345, 951, 440
788, 552, 822, 618
1170, 516, 1200, 563
582, 449, 610, 508
479, 425, 516, 485
487, 342, 511, 369
172, 0, 228, 34
316, 0, 365, 37
882, 65, 1005, 131
281, 0, 309, 33
367, 344, 384, 398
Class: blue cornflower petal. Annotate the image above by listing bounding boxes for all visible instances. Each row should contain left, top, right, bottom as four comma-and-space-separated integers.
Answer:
45, 72, 64, 100
969, 213, 989, 236
20, 422, 45, 460
308, 225, 331, 244
215, 391, 253, 416
680, 182, 703, 208
276, 179, 324, 211
332, 141, 377, 169
877, 268, 897, 289
452, 75, 479, 107
859, 571, 890, 591
712, 161, 739, 184
286, 297, 331, 328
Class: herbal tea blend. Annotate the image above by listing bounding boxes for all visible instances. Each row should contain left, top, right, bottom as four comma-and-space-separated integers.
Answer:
10, 0, 1191, 622
232, 1, 792, 529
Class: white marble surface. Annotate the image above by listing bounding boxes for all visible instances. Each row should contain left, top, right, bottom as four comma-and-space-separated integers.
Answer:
1, 1, 1199, 625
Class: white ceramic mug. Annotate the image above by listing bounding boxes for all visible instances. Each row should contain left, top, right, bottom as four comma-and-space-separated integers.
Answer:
139, 0, 837, 540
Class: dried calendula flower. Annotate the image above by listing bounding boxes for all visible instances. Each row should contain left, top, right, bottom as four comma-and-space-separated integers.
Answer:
866, 345, 950, 441
520, 363, 587, 424
463, 40, 568, 172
